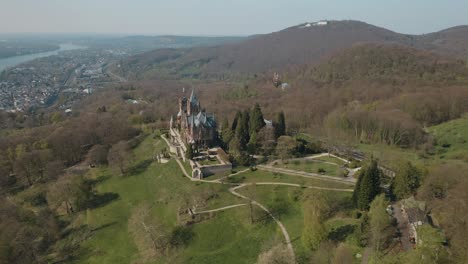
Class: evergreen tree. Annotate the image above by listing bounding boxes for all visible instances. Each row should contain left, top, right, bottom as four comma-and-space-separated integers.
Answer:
235, 110, 250, 150
231, 111, 242, 131
353, 158, 381, 210
274, 111, 286, 139
247, 131, 258, 154
249, 103, 265, 136
221, 118, 233, 149
186, 144, 194, 160
392, 161, 421, 199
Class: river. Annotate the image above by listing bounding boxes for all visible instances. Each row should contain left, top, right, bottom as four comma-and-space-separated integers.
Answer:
0, 43, 86, 73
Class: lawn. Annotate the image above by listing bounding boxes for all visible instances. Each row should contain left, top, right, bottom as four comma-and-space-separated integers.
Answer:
237, 185, 357, 262
227, 170, 354, 189
273, 159, 343, 177
428, 115, 468, 162
310, 156, 347, 166
197, 158, 221, 166
73, 135, 280, 264
356, 116, 468, 170
356, 143, 426, 169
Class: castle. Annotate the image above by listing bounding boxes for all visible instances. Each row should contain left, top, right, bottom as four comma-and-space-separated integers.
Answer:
170, 89, 217, 148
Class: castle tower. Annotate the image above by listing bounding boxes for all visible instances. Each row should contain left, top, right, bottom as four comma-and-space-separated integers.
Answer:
188, 89, 200, 115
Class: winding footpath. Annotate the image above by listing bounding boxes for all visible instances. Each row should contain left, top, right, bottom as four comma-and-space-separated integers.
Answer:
162, 138, 355, 263
229, 184, 296, 260
258, 165, 356, 185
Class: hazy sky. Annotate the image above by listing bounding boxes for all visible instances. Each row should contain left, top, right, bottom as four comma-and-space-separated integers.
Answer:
1, 0, 467, 35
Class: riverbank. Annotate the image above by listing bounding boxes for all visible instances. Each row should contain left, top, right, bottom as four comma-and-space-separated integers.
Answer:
0, 43, 86, 73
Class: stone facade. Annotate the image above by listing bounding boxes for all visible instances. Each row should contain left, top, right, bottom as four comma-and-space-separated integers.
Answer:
170, 89, 217, 148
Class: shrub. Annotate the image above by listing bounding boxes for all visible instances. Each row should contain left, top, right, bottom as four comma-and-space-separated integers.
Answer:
170, 226, 194, 247
348, 160, 361, 169
25, 191, 47, 206
341, 169, 349, 178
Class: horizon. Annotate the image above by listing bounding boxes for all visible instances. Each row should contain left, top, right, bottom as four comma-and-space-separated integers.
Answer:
1, 1, 468, 36
1, 19, 467, 38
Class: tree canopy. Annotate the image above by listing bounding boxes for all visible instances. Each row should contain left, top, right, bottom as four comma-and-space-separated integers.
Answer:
353, 158, 381, 210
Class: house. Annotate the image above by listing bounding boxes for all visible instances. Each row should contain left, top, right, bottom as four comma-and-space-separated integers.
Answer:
315, 20, 329, 26
402, 197, 427, 244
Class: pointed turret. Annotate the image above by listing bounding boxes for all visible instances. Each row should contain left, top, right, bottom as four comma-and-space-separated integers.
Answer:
188, 88, 200, 115
189, 88, 197, 103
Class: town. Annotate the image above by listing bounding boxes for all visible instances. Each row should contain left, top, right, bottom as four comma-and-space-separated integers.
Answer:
0, 48, 127, 112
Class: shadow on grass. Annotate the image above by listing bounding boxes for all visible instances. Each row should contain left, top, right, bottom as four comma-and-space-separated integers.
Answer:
328, 224, 355, 242
54, 222, 118, 263
88, 192, 120, 209
61, 224, 89, 240
91, 221, 118, 232
86, 175, 111, 186
127, 159, 153, 175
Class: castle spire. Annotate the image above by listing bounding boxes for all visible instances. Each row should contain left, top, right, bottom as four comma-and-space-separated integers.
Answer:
190, 88, 196, 102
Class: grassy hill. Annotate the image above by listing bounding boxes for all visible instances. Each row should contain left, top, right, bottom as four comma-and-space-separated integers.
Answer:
428, 114, 468, 162
69, 136, 282, 264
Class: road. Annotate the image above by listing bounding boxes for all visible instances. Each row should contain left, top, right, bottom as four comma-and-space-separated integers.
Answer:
393, 203, 412, 251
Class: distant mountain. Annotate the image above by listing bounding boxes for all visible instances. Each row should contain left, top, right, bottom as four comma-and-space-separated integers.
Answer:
114, 20, 468, 80
84, 35, 245, 54
416, 25, 468, 58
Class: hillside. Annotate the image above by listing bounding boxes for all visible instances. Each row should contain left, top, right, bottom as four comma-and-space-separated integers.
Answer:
417, 25, 468, 59
295, 43, 468, 83
114, 20, 468, 80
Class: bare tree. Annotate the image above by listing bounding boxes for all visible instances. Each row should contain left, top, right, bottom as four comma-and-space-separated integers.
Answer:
107, 141, 134, 175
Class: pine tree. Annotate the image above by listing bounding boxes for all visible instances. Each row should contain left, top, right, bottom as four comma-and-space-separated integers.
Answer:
235, 110, 250, 150
231, 111, 242, 131
354, 158, 381, 210
221, 118, 233, 149
249, 103, 265, 136
247, 131, 258, 154
274, 111, 286, 139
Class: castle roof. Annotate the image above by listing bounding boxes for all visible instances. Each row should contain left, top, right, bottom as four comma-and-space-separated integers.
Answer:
190, 89, 199, 105
187, 111, 216, 128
